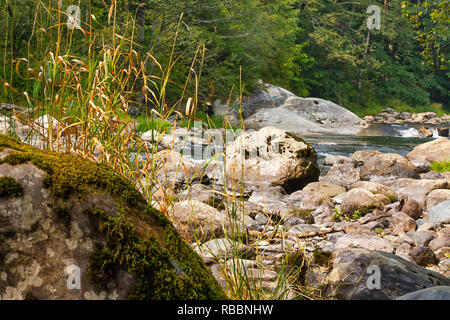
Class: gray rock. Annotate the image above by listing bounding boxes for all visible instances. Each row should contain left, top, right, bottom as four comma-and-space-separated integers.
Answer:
340, 188, 384, 216
360, 153, 419, 181
429, 235, 450, 252
428, 200, 450, 224
325, 248, 450, 300
409, 246, 439, 266
320, 163, 361, 188
244, 96, 364, 135
334, 232, 395, 253
406, 138, 450, 168
396, 286, 450, 300
405, 231, 436, 247
225, 127, 319, 193
396, 179, 450, 209
240, 83, 295, 118
426, 189, 450, 211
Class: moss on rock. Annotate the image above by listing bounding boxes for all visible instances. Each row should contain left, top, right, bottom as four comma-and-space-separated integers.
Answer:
0, 134, 226, 300
0, 176, 24, 198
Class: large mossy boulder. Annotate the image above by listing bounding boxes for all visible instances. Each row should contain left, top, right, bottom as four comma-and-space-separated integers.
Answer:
0, 135, 226, 300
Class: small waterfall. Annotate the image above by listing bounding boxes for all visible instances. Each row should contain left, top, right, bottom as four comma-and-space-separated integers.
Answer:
397, 127, 420, 138
431, 127, 439, 138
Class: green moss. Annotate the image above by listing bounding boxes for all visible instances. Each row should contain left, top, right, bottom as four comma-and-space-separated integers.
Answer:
0, 176, 24, 198
284, 251, 309, 286
48, 204, 71, 228
84, 207, 226, 299
290, 208, 315, 224
312, 249, 333, 268
0, 134, 226, 300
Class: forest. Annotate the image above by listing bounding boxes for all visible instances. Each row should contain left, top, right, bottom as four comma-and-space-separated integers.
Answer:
1, 0, 449, 117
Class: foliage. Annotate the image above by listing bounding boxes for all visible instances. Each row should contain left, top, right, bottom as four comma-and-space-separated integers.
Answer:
430, 160, 450, 172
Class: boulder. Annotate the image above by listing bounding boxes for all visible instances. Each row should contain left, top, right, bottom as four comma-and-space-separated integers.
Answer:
0, 135, 225, 300
177, 184, 225, 209
286, 190, 331, 211
391, 210, 417, 233
240, 83, 295, 118
396, 179, 450, 210
334, 232, 395, 253
319, 163, 361, 188
225, 127, 320, 193
409, 246, 439, 266
171, 200, 237, 243
428, 200, 450, 224
323, 155, 356, 166
302, 182, 346, 198
360, 153, 419, 181
244, 95, 364, 134
325, 248, 450, 300
349, 181, 397, 203
426, 189, 450, 211
401, 199, 422, 220
406, 138, 450, 169
350, 150, 382, 164
396, 286, 450, 300
340, 188, 384, 216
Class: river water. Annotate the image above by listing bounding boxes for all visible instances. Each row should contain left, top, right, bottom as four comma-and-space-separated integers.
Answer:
299, 134, 434, 175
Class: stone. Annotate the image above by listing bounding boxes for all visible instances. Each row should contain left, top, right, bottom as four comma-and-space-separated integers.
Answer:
0, 135, 225, 300
302, 182, 346, 198
360, 153, 419, 181
323, 155, 356, 166
350, 150, 382, 164
177, 184, 225, 209
225, 127, 320, 193
405, 231, 436, 247
428, 200, 450, 224
396, 179, 450, 209
171, 200, 238, 243
396, 286, 450, 300
334, 233, 395, 253
325, 248, 450, 300
426, 189, 450, 211
286, 190, 331, 211
401, 199, 422, 220
406, 138, 450, 168
391, 211, 417, 233
429, 235, 450, 252
409, 246, 439, 266
319, 163, 361, 188
195, 238, 251, 263
340, 188, 384, 216
155, 149, 205, 184
243, 96, 364, 135
349, 181, 397, 202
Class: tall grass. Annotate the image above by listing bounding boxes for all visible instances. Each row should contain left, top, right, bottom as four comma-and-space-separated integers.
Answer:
1, 0, 318, 300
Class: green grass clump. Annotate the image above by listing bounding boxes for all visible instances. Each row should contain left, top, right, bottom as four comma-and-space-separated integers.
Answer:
136, 116, 172, 133
430, 160, 450, 173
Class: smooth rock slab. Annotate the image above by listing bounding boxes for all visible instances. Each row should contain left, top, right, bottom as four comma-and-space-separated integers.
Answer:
325, 248, 450, 300
396, 286, 450, 300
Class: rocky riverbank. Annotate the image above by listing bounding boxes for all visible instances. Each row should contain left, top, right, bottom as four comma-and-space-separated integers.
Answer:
141, 126, 450, 299
363, 108, 450, 138
0, 99, 449, 299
